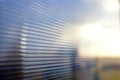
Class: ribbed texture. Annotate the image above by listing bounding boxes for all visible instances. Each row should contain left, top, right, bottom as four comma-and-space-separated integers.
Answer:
0, 0, 76, 80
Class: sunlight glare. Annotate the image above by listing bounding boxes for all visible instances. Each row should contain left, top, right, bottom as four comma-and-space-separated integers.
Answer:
76, 22, 120, 58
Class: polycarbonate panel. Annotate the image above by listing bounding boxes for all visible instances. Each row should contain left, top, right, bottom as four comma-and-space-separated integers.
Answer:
0, 0, 76, 80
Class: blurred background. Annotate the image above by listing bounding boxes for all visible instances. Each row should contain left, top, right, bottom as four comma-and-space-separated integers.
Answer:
0, 0, 120, 80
